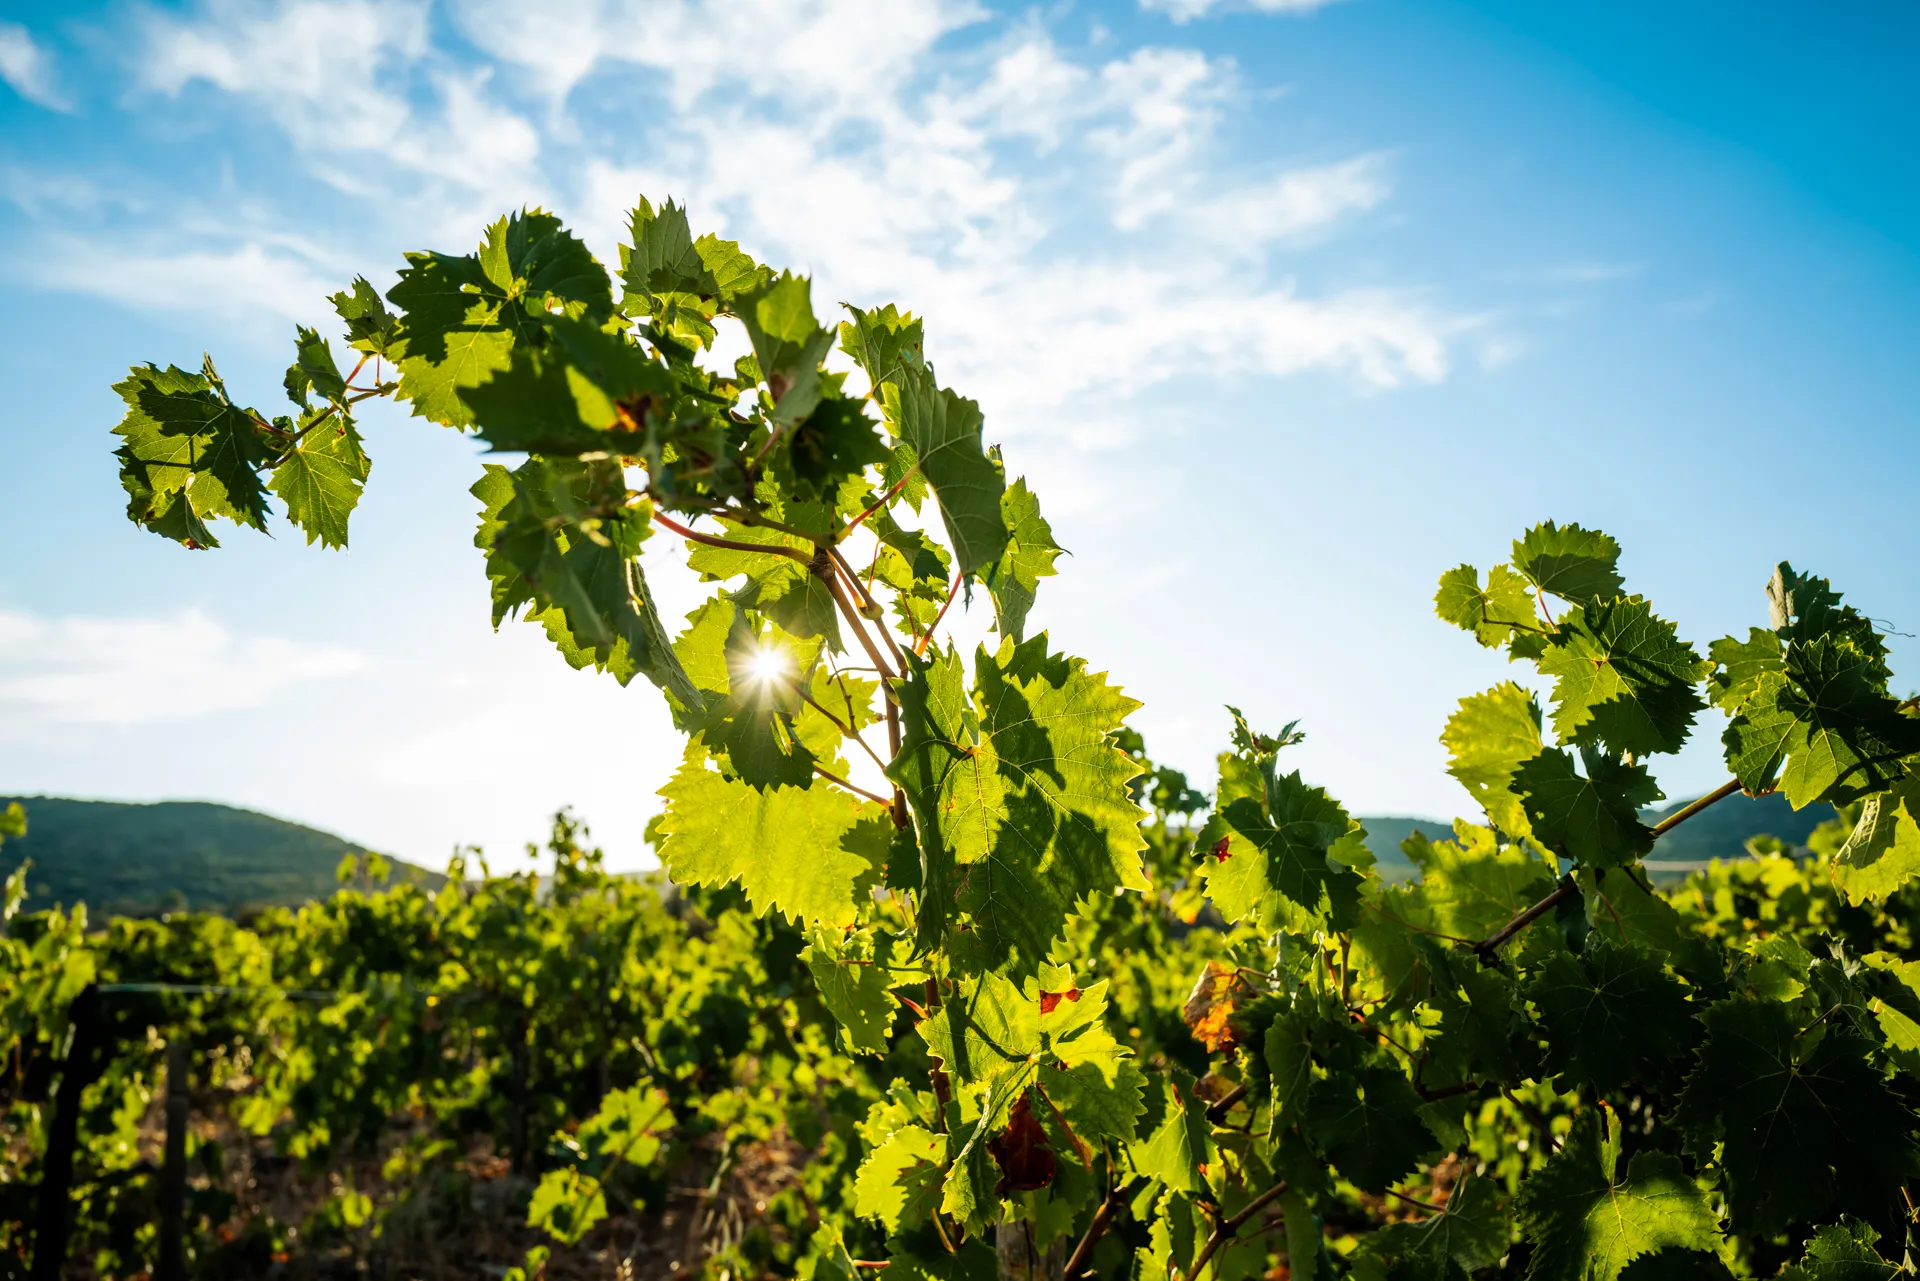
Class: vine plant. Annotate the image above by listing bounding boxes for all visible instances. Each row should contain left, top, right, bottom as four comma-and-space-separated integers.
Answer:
107, 198, 1920, 1280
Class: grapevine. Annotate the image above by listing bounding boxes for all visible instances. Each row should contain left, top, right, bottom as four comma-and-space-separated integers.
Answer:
40, 194, 1920, 1279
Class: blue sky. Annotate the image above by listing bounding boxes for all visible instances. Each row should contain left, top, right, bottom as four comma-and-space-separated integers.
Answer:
1, 0, 1915, 870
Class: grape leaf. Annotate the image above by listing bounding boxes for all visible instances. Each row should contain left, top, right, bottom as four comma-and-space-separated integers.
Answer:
1350, 1172, 1510, 1281
473, 461, 700, 707
852, 1122, 945, 1233
887, 638, 1148, 975
1435, 563, 1546, 657
1516, 1109, 1719, 1281
270, 410, 369, 549
1536, 598, 1709, 757
389, 210, 611, 429
653, 758, 890, 928
806, 926, 906, 1057
1304, 1065, 1434, 1194
1511, 522, 1624, 603
988, 477, 1063, 644
113, 360, 272, 543
1707, 628, 1783, 712
1832, 767, 1920, 904
1443, 683, 1543, 837
1772, 637, 1920, 807
738, 272, 834, 428
789, 394, 888, 500
840, 302, 925, 391
1675, 998, 1920, 1237
284, 326, 348, 408
618, 197, 766, 350
1196, 769, 1365, 930
1779, 1219, 1900, 1281
330, 276, 400, 356
1129, 1070, 1214, 1194
1527, 941, 1699, 1092
880, 365, 1008, 578
1512, 748, 1659, 867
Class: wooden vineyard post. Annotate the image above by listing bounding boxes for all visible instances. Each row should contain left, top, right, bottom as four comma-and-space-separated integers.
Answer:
156, 1037, 189, 1281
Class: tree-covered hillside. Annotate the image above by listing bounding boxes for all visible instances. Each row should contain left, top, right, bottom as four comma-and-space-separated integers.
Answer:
0, 796, 435, 917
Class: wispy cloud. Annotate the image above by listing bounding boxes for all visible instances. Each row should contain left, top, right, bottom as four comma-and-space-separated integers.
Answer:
0, 609, 363, 726
0, 20, 71, 111
1138, 0, 1346, 24
20, 0, 1459, 406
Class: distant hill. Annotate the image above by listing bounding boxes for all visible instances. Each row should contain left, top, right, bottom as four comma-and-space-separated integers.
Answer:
0, 796, 435, 918
1356, 790, 1837, 878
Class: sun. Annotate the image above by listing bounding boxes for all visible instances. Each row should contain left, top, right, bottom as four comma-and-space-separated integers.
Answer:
744, 645, 792, 689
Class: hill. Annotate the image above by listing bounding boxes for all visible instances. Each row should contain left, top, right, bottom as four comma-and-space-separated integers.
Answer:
0, 796, 435, 918
1356, 791, 1837, 877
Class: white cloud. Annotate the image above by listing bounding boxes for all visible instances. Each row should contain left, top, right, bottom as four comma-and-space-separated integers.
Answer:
1139, 0, 1346, 23
0, 610, 364, 726
0, 21, 70, 111
1188, 153, 1392, 247
23, 235, 343, 325
137, 0, 540, 214
44, 0, 1455, 396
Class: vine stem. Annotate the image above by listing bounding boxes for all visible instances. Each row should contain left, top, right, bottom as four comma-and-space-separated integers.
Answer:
1178, 1181, 1289, 1281
827, 544, 907, 673
1064, 1182, 1134, 1279
1204, 1083, 1247, 1125
915, 572, 963, 657
816, 554, 899, 685
1471, 775, 1746, 955
811, 763, 892, 807
839, 463, 921, 541
651, 510, 815, 568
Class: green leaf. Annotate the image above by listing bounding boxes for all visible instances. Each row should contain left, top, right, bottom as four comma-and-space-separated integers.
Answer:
840, 302, 925, 390
112, 360, 272, 542
1721, 672, 1797, 795
1405, 822, 1558, 941
1443, 683, 1543, 837
1436, 563, 1546, 655
989, 478, 1063, 643
1129, 1070, 1214, 1194
1266, 1011, 1314, 1138
739, 272, 835, 428
880, 365, 1008, 579
1350, 1172, 1510, 1281
1516, 1109, 1719, 1281
805, 926, 904, 1057
270, 410, 369, 549
852, 1122, 945, 1233
617, 197, 767, 350
527, 1167, 606, 1246
1536, 598, 1710, 757
284, 326, 347, 407
1773, 637, 1920, 807
389, 209, 612, 429
1707, 627, 1784, 712
1512, 748, 1659, 867
1197, 770, 1365, 930
652, 757, 891, 928
788, 394, 889, 500
887, 638, 1148, 975
1675, 998, 1920, 1237
575, 1084, 673, 1171
473, 460, 702, 707
684, 514, 842, 651
1511, 522, 1624, 603
1779, 1219, 1900, 1281
1304, 1065, 1435, 1194
330, 276, 400, 356
1832, 767, 1920, 904
1527, 941, 1699, 1092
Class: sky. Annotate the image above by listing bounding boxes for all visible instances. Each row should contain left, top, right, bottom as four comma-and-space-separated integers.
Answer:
1, 0, 1916, 872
